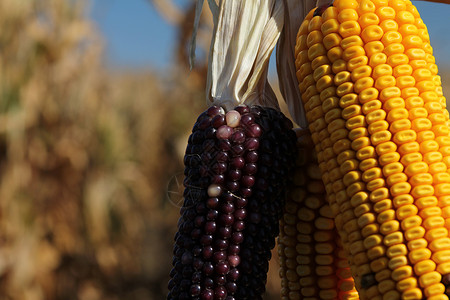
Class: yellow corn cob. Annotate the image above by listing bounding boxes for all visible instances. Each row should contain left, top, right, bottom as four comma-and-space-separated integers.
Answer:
294, 0, 450, 299
279, 128, 359, 300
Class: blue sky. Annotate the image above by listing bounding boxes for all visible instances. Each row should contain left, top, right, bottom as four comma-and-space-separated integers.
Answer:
90, 0, 450, 71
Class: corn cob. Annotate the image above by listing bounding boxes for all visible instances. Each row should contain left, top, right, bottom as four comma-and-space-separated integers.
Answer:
168, 104, 297, 299
294, 0, 450, 299
279, 127, 360, 300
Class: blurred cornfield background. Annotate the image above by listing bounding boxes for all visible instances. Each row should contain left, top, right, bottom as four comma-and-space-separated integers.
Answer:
0, 0, 449, 300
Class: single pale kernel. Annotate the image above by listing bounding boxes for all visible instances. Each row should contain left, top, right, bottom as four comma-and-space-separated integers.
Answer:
225, 110, 241, 127
207, 183, 223, 197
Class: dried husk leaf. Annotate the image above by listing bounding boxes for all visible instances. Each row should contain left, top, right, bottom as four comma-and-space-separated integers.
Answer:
205, 0, 284, 111
276, 0, 332, 127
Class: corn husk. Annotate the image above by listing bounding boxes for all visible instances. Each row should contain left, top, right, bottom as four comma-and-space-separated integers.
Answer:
276, 0, 330, 127
200, 0, 284, 111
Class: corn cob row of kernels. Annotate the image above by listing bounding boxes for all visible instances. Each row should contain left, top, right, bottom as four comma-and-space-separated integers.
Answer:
279, 127, 359, 300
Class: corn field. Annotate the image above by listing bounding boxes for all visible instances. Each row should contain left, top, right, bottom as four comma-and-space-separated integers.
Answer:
1, 0, 450, 300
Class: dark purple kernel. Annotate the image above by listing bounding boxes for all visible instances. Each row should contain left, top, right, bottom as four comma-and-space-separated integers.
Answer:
191, 228, 202, 239
226, 282, 237, 293
219, 226, 232, 238
205, 127, 217, 139
223, 193, 235, 203
215, 239, 229, 250
228, 245, 240, 255
226, 181, 239, 192
230, 157, 245, 169
180, 279, 191, 289
228, 169, 241, 181
212, 174, 225, 184
215, 261, 230, 275
231, 131, 246, 144
214, 286, 227, 299
244, 138, 259, 151
201, 289, 214, 300
193, 246, 202, 256
241, 175, 255, 187
192, 131, 205, 144
215, 151, 229, 162
193, 258, 204, 270
199, 166, 209, 177
206, 210, 218, 220
207, 105, 223, 116
212, 162, 227, 174
203, 262, 214, 275
192, 271, 202, 283
199, 117, 211, 130
200, 235, 213, 246
181, 252, 193, 265
202, 139, 215, 152
227, 268, 239, 281
203, 278, 214, 288
206, 197, 220, 208
201, 152, 213, 163
212, 114, 226, 128
213, 251, 227, 262
245, 151, 258, 163
233, 220, 245, 231
240, 188, 252, 197
205, 221, 217, 234
231, 232, 244, 244
243, 163, 257, 175
240, 113, 253, 125
215, 275, 227, 286
196, 202, 207, 214
234, 209, 247, 220
190, 284, 201, 297
235, 197, 248, 208
194, 216, 205, 228
221, 202, 235, 214
234, 105, 250, 114
231, 145, 245, 156
218, 139, 232, 151
247, 124, 262, 137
